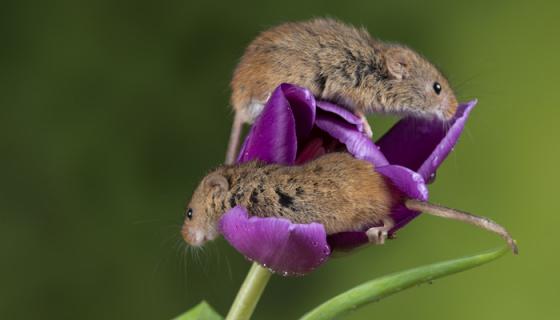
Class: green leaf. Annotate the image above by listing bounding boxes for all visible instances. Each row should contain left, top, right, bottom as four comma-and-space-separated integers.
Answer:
300, 246, 511, 320
173, 301, 223, 320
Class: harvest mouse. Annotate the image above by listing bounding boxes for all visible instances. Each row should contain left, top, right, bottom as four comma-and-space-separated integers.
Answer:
182, 153, 517, 253
226, 18, 458, 164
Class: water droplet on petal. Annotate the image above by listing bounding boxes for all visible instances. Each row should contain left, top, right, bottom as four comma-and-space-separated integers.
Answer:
427, 172, 437, 184
431, 156, 439, 167
417, 185, 428, 198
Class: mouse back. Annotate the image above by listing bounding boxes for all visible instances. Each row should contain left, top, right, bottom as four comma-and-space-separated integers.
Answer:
230, 18, 458, 122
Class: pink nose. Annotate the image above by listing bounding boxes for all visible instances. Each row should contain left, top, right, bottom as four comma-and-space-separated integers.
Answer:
181, 226, 205, 246
181, 225, 192, 244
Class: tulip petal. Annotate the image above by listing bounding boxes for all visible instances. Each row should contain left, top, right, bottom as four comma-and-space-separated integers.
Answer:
327, 232, 369, 252
316, 101, 365, 132
281, 84, 316, 143
417, 101, 477, 180
315, 111, 389, 167
237, 86, 298, 165
376, 165, 429, 201
219, 206, 331, 276
376, 100, 477, 181
388, 205, 421, 234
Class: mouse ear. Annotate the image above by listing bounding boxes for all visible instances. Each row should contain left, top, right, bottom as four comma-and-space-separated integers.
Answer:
205, 173, 229, 194
384, 47, 411, 80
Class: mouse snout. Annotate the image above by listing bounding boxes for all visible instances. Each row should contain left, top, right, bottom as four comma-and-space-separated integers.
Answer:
181, 225, 205, 247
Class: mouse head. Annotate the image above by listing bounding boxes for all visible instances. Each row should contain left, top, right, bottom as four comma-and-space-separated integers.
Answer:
382, 45, 458, 120
182, 171, 229, 247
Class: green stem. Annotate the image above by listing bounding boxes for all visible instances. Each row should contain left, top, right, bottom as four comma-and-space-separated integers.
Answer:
226, 262, 272, 320
300, 246, 510, 320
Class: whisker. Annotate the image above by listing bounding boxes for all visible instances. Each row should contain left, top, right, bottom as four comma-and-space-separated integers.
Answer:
180, 244, 189, 295
132, 218, 179, 225
224, 253, 233, 281
453, 72, 485, 90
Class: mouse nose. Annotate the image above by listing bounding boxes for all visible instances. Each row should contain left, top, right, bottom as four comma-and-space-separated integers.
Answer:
180, 224, 191, 244
181, 226, 205, 247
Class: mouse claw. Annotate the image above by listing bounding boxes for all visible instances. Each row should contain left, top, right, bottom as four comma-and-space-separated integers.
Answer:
359, 114, 373, 137
366, 218, 394, 245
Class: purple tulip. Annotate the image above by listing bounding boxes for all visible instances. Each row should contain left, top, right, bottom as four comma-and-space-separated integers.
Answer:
218, 83, 476, 276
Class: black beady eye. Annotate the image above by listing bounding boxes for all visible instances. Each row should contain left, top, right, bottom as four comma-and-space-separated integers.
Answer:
433, 82, 442, 95
186, 208, 193, 220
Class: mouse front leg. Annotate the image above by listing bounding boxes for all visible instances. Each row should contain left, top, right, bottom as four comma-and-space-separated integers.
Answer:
366, 217, 394, 245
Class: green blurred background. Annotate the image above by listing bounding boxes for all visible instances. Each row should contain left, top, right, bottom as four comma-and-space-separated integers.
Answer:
1, 0, 558, 319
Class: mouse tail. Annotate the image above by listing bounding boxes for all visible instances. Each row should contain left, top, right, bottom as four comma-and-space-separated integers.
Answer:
404, 199, 518, 254
225, 111, 245, 165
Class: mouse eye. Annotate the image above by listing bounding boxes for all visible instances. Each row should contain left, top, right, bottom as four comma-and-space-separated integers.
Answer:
186, 208, 193, 220
433, 82, 442, 95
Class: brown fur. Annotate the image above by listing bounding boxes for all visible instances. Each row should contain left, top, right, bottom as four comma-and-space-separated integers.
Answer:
231, 18, 458, 123
182, 153, 400, 246
183, 154, 518, 254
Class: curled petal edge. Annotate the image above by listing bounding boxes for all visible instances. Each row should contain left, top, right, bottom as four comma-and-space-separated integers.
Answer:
376, 100, 477, 181
219, 206, 331, 276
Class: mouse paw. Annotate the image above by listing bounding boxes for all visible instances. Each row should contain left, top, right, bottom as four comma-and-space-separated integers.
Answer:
366, 218, 394, 245
366, 227, 388, 245
359, 114, 373, 138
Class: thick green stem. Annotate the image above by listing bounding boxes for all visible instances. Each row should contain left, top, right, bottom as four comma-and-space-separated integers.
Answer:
226, 262, 272, 320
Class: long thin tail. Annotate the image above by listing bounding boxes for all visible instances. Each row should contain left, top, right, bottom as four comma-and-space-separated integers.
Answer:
225, 111, 244, 165
405, 199, 518, 254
